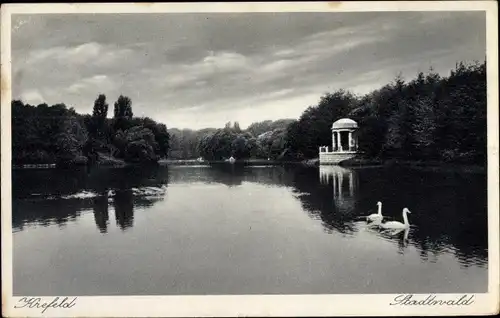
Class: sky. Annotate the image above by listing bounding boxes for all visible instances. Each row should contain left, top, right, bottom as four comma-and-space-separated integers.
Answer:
11, 11, 485, 129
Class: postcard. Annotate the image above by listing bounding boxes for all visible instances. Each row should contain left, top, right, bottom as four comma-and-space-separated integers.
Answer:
1, 1, 498, 317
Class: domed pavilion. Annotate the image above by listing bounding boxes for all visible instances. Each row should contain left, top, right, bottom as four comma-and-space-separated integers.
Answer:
319, 118, 359, 165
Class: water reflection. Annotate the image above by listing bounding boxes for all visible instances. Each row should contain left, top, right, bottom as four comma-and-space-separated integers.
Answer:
92, 195, 109, 233
319, 165, 358, 213
302, 166, 488, 267
292, 167, 359, 235
12, 165, 488, 295
13, 199, 89, 231
12, 167, 170, 233
378, 227, 411, 255
12, 165, 487, 268
166, 164, 296, 187
113, 190, 135, 231
12, 165, 170, 199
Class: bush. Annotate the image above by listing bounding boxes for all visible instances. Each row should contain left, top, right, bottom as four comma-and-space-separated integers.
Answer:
124, 140, 158, 163
71, 155, 89, 165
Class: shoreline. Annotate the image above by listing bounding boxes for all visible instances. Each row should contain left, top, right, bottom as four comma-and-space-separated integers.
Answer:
12, 158, 486, 173
338, 158, 486, 173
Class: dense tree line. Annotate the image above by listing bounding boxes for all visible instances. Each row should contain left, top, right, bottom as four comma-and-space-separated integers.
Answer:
167, 120, 296, 161
12, 94, 170, 166
190, 61, 486, 164
246, 119, 296, 138
285, 60, 487, 165
12, 101, 88, 165
285, 90, 357, 159
12, 60, 486, 166
167, 127, 217, 159
197, 122, 257, 160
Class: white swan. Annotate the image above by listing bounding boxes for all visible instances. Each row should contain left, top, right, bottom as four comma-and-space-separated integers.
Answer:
367, 201, 383, 223
381, 208, 411, 229
383, 227, 409, 238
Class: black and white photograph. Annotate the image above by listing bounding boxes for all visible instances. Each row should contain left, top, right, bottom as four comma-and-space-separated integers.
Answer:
1, 2, 498, 317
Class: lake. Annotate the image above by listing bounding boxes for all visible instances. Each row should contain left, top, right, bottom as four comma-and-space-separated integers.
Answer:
12, 164, 488, 295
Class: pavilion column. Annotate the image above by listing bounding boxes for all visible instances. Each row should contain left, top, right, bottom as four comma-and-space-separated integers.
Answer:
332, 132, 336, 152
332, 131, 336, 152
348, 131, 353, 151
336, 131, 340, 152
337, 131, 342, 152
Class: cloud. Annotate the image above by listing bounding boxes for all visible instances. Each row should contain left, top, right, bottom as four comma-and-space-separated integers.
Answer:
259, 59, 298, 74
202, 51, 249, 71
24, 42, 134, 70
25, 42, 101, 66
67, 75, 115, 94
20, 90, 45, 105
11, 12, 486, 129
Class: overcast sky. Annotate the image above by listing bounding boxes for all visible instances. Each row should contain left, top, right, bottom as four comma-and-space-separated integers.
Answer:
12, 11, 485, 129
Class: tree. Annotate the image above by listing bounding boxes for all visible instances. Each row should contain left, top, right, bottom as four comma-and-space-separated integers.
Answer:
247, 119, 295, 137
411, 96, 437, 159
55, 115, 89, 165
198, 132, 217, 160
114, 95, 133, 119
197, 128, 238, 160
284, 90, 357, 158
112, 129, 127, 158
92, 94, 108, 118
231, 135, 248, 159
122, 126, 158, 163
90, 94, 109, 142
113, 95, 134, 132
230, 132, 257, 159
10, 60, 486, 167
154, 123, 170, 158
233, 121, 242, 133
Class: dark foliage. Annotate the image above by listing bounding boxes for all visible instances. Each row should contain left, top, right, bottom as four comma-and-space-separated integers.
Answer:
286, 61, 487, 165
12, 95, 170, 166
12, 60, 486, 166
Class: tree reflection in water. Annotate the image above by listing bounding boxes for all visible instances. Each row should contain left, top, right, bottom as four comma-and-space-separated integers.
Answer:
92, 194, 109, 233
291, 165, 487, 267
13, 199, 89, 231
113, 190, 135, 231
12, 165, 487, 268
13, 166, 170, 233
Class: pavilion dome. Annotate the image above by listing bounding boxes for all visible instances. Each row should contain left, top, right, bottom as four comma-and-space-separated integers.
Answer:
331, 118, 358, 130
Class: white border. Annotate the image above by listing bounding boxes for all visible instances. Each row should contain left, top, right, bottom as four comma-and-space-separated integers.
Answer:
1, 2, 499, 317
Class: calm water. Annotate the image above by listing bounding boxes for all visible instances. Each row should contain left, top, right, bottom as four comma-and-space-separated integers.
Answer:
12, 165, 488, 295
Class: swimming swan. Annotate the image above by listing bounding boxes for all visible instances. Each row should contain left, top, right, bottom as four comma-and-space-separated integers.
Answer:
367, 201, 383, 223
383, 227, 409, 238
381, 208, 411, 229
